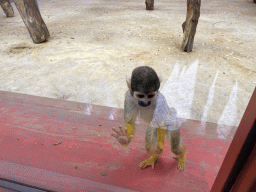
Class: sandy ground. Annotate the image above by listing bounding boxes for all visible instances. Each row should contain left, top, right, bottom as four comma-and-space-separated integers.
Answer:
0, 0, 255, 128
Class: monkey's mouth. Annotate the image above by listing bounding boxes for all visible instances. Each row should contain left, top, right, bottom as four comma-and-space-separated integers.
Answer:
138, 101, 151, 107
140, 105, 150, 107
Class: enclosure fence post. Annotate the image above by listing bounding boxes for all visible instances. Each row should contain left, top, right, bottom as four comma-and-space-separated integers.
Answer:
0, 0, 14, 17
182, 0, 201, 52
12, 0, 50, 44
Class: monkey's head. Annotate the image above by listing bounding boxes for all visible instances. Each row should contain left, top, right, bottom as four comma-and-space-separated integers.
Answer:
126, 66, 162, 107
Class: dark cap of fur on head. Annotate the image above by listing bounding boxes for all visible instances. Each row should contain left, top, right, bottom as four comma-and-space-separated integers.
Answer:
131, 66, 160, 94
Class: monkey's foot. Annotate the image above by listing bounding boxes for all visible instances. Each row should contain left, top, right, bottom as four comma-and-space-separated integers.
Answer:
173, 153, 186, 171
139, 155, 159, 169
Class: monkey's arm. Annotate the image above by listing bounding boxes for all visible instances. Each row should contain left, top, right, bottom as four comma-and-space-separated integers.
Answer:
122, 91, 138, 146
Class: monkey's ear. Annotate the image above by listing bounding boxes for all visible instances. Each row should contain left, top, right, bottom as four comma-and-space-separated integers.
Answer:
126, 76, 132, 90
158, 75, 163, 83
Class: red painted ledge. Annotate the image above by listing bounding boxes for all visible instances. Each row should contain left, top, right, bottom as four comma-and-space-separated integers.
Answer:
0, 91, 236, 192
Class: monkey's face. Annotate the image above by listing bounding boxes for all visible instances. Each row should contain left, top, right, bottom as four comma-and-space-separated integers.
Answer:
134, 91, 158, 107
126, 66, 162, 107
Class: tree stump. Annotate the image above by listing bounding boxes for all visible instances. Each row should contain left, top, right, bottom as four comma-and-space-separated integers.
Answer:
0, 0, 14, 17
12, 0, 50, 44
145, 0, 154, 10
182, 0, 201, 52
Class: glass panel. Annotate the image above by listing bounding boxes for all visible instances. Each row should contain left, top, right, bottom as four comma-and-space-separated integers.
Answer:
0, 0, 255, 191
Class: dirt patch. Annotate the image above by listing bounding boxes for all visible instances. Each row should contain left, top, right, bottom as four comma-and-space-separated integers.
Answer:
7, 43, 33, 54
0, 0, 255, 127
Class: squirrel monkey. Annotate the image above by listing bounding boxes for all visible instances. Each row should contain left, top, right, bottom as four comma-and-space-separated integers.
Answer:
111, 66, 186, 171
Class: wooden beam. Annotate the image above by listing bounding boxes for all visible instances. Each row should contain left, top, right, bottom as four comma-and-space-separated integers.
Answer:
0, 0, 14, 17
145, 0, 154, 10
230, 144, 256, 192
210, 88, 256, 192
182, 0, 201, 52
12, 0, 50, 44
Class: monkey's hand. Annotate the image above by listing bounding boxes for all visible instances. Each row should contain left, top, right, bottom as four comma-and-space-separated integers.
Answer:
111, 126, 133, 146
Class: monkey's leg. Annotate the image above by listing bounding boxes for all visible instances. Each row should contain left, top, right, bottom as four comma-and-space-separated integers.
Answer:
166, 129, 186, 171
139, 126, 166, 169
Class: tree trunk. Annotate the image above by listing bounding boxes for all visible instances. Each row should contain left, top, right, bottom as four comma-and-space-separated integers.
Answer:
182, 0, 201, 52
0, 0, 14, 17
145, 0, 154, 10
12, 0, 50, 44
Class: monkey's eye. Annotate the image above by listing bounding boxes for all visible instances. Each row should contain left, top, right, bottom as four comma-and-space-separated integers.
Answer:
148, 94, 155, 98
136, 94, 145, 98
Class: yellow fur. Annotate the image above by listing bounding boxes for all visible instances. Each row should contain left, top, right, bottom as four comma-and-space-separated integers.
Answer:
139, 155, 159, 169
157, 127, 166, 151
139, 128, 166, 169
123, 123, 135, 146
177, 146, 186, 171
125, 123, 134, 138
